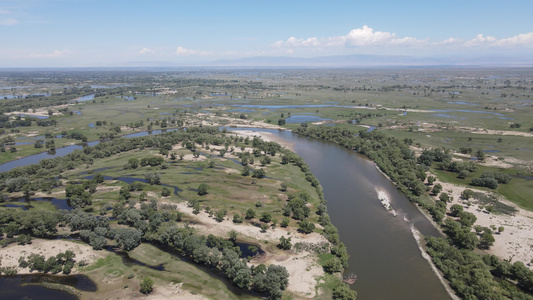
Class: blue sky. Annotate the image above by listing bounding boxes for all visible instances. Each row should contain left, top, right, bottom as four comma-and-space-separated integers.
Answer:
1, 0, 533, 67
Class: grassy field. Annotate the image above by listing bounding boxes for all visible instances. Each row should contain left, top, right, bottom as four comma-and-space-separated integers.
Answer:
79, 243, 256, 300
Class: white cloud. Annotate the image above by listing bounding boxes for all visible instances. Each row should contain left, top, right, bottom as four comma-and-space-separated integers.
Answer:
30, 49, 71, 58
273, 25, 425, 49
464, 34, 497, 47
0, 18, 19, 25
345, 25, 396, 47
139, 47, 155, 54
175, 46, 212, 56
494, 32, 533, 47
273, 26, 533, 55
434, 37, 463, 46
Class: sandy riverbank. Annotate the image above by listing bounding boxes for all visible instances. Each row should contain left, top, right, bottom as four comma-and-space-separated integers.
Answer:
436, 181, 533, 268
231, 129, 295, 151
173, 201, 326, 297
0, 239, 106, 274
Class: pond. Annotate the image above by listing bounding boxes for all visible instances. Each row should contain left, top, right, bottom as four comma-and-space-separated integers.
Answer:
285, 115, 331, 123
2, 197, 72, 211
75, 94, 95, 102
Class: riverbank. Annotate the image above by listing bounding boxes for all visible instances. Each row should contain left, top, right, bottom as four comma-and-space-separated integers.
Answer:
0, 239, 106, 274
231, 129, 295, 151
437, 181, 533, 269
173, 201, 327, 298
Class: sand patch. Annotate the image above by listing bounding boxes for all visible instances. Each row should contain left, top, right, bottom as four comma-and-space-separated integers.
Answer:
0, 239, 106, 274
231, 130, 294, 151
145, 282, 208, 300
437, 181, 533, 268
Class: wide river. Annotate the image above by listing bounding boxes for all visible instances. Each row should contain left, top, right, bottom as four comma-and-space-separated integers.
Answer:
0, 127, 451, 300
231, 128, 451, 300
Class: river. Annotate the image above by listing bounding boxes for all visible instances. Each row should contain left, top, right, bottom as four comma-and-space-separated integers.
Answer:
0, 127, 451, 299
227, 128, 451, 300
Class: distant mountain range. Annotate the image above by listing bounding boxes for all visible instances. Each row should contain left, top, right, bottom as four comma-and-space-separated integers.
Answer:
203, 54, 533, 68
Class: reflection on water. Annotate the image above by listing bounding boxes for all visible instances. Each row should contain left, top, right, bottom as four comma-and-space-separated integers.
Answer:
0, 274, 96, 299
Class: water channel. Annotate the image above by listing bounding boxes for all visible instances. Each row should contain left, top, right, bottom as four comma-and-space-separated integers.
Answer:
227, 128, 451, 300
0, 127, 451, 299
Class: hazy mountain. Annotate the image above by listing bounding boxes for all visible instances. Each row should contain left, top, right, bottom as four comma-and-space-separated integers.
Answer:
202, 54, 533, 68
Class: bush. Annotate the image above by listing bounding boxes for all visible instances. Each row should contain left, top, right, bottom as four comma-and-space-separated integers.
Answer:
197, 183, 208, 195
140, 277, 153, 294
471, 177, 498, 189
161, 187, 171, 197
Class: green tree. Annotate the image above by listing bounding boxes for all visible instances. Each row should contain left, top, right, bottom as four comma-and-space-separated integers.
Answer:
161, 187, 171, 197
197, 183, 208, 195
278, 236, 292, 250
431, 183, 442, 196
229, 230, 238, 242
332, 283, 357, 300
298, 220, 315, 234
233, 214, 243, 223
140, 277, 154, 294
260, 212, 272, 223
245, 208, 256, 220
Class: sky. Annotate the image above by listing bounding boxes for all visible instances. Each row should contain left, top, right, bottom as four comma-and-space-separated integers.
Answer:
1, 0, 533, 67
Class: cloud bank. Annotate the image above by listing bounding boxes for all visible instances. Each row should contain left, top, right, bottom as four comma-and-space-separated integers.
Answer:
272, 25, 533, 52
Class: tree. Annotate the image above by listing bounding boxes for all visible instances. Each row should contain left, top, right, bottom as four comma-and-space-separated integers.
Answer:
119, 186, 131, 200
332, 283, 357, 300
298, 220, 315, 234
476, 149, 485, 161
458, 170, 470, 179
278, 236, 292, 250
161, 187, 171, 197
252, 168, 265, 179
260, 212, 272, 223
233, 214, 243, 223
479, 231, 495, 249
439, 193, 450, 202
431, 183, 442, 195
323, 258, 343, 273
280, 182, 288, 192
140, 277, 154, 294
245, 208, 256, 220
241, 166, 250, 176
197, 183, 208, 196
450, 204, 464, 217
114, 228, 142, 251
461, 189, 474, 200
229, 230, 238, 242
